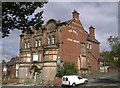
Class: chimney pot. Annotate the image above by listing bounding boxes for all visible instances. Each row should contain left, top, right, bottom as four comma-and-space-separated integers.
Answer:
89, 26, 95, 40
72, 10, 79, 20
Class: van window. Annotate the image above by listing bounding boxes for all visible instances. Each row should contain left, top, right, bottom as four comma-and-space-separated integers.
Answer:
63, 77, 65, 81
66, 77, 68, 81
78, 77, 82, 79
63, 77, 68, 81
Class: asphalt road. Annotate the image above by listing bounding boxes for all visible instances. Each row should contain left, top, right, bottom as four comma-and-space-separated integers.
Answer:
83, 73, 119, 86
1, 73, 120, 88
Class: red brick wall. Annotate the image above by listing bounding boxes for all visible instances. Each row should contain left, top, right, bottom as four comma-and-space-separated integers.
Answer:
58, 18, 100, 71
60, 19, 88, 67
91, 43, 100, 71
9, 65, 16, 78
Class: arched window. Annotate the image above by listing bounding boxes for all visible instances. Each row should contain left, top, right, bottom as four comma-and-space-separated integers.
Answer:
52, 36, 55, 44
48, 37, 50, 45
35, 40, 38, 47
38, 39, 41, 46
25, 42, 27, 49
28, 42, 30, 48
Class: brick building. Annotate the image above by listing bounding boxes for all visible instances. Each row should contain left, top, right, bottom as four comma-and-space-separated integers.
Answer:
18, 10, 100, 82
2, 56, 19, 81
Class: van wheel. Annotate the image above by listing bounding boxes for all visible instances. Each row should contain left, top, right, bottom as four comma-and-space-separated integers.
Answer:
84, 80, 88, 84
72, 83, 76, 86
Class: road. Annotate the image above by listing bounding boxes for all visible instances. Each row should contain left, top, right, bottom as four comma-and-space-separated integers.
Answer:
83, 73, 119, 86
1, 73, 120, 88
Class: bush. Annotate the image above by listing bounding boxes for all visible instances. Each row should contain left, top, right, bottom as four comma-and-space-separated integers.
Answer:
57, 62, 78, 77
24, 79, 32, 85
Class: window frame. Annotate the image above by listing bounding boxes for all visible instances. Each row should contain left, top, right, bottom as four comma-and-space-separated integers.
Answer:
35, 40, 38, 47
80, 42, 86, 54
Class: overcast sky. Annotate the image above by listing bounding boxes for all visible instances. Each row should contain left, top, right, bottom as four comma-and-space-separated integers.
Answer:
1, 1, 118, 61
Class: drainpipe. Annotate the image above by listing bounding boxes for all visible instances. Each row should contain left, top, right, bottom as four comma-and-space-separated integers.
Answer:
56, 26, 62, 73
59, 27, 62, 60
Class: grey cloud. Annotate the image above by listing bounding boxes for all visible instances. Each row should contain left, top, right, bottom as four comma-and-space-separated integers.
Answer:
0, 47, 15, 61
2, 30, 21, 56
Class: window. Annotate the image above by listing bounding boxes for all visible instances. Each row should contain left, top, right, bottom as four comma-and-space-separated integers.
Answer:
89, 44, 92, 49
47, 37, 50, 44
39, 54, 42, 61
63, 77, 65, 81
35, 40, 38, 47
25, 43, 27, 49
66, 77, 68, 81
26, 58, 31, 62
38, 39, 41, 46
28, 42, 30, 48
80, 43, 86, 54
87, 43, 89, 49
87, 42, 92, 49
47, 36, 55, 45
78, 76, 82, 79
52, 36, 55, 44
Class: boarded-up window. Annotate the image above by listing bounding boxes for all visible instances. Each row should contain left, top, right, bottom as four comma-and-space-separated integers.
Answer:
80, 43, 86, 55
81, 56, 87, 68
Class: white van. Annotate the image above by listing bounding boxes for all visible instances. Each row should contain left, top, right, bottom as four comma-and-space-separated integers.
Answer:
62, 75, 88, 86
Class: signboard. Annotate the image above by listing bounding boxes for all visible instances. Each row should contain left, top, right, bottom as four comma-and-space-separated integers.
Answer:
33, 53, 38, 62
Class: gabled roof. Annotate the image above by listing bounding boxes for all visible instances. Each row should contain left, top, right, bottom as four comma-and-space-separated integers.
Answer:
87, 35, 100, 44
7, 57, 18, 66
44, 18, 100, 45
57, 20, 72, 26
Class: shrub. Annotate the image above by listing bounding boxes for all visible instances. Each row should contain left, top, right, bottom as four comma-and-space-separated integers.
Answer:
57, 62, 78, 77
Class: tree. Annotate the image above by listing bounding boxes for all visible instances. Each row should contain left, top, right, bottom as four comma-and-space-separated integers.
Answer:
107, 35, 120, 68
100, 51, 115, 68
57, 62, 78, 77
2, 1, 47, 38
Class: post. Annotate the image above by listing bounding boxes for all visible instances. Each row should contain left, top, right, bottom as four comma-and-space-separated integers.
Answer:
104, 59, 106, 73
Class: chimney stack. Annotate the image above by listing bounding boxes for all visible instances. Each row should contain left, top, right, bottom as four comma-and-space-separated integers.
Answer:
89, 26, 95, 40
72, 10, 79, 20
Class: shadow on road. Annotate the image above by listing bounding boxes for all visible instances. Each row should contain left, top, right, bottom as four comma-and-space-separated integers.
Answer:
92, 78, 119, 84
